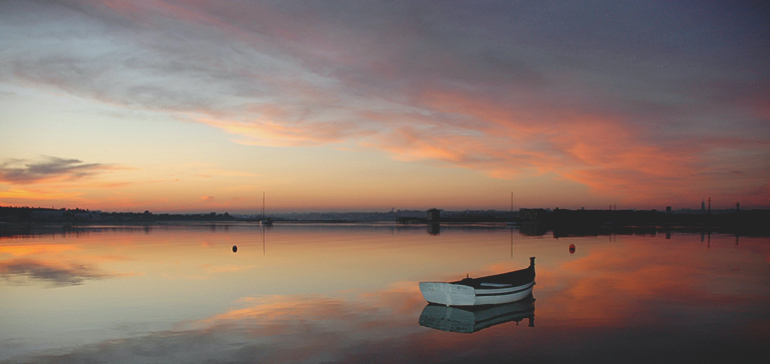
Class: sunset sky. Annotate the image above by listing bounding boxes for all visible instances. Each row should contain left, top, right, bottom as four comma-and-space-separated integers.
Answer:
1, 0, 768, 213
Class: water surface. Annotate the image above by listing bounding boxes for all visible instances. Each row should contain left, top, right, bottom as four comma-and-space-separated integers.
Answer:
1, 224, 769, 363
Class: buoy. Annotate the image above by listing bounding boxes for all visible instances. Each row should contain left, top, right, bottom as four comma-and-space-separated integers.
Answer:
569, 244, 575, 254
232, 245, 238, 253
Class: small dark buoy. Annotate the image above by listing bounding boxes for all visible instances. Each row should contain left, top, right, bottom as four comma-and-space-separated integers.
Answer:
569, 244, 575, 254
232, 245, 238, 253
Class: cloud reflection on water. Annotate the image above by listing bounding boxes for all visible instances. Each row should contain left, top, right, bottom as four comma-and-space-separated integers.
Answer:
8, 292, 429, 364
9, 279, 766, 364
2, 228, 770, 363
540, 237, 770, 329
0, 258, 110, 287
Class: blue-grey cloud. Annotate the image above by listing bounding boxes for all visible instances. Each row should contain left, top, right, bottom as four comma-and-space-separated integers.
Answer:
0, 156, 111, 184
1, 0, 768, 203
3, 0, 764, 130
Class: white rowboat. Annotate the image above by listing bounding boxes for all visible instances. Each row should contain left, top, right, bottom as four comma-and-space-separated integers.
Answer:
419, 257, 535, 306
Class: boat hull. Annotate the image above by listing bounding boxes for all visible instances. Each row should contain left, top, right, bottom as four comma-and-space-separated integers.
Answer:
419, 281, 534, 306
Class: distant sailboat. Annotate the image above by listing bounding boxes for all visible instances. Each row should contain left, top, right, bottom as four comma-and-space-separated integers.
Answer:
259, 192, 273, 226
506, 192, 518, 226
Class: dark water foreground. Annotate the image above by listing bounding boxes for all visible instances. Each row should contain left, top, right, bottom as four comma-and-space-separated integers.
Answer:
1, 224, 769, 363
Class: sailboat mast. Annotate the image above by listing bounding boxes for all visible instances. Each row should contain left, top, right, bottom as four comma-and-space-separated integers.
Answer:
262, 192, 265, 220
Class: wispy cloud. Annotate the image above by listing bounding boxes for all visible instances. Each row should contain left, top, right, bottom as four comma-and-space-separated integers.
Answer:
0, 156, 115, 184
1, 0, 768, 206
199, 117, 368, 147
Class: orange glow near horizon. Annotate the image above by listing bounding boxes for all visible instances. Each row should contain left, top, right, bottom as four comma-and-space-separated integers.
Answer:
1, 0, 768, 212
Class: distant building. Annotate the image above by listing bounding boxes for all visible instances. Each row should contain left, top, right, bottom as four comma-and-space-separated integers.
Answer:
426, 208, 440, 221
519, 208, 548, 220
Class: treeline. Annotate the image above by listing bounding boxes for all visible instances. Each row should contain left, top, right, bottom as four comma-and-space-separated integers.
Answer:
2, 205, 768, 228
0, 206, 235, 223
546, 208, 770, 226
276, 209, 517, 222
538, 208, 770, 236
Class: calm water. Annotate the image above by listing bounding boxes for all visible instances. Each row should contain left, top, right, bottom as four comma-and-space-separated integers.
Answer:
1, 223, 769, 363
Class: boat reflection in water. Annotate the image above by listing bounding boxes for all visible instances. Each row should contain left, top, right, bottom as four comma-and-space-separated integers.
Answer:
418, 257, 536, 332
419, 296, 535, 333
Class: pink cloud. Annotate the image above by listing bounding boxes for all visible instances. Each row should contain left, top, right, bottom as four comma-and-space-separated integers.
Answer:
4, 0, 767, 208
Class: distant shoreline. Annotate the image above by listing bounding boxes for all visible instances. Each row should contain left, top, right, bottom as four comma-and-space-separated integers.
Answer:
3, 205, 769, 237
2, 217, 768, 238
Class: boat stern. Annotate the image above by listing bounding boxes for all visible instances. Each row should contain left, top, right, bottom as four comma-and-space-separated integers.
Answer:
419, 282, 476, 306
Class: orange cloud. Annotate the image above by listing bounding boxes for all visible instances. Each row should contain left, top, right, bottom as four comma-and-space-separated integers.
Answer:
198, 117, 363, 147
7, 0, 766, 210
385, 87, 767, 206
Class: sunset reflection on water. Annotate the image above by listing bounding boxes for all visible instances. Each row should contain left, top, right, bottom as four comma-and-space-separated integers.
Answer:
1, 224, 768, 363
